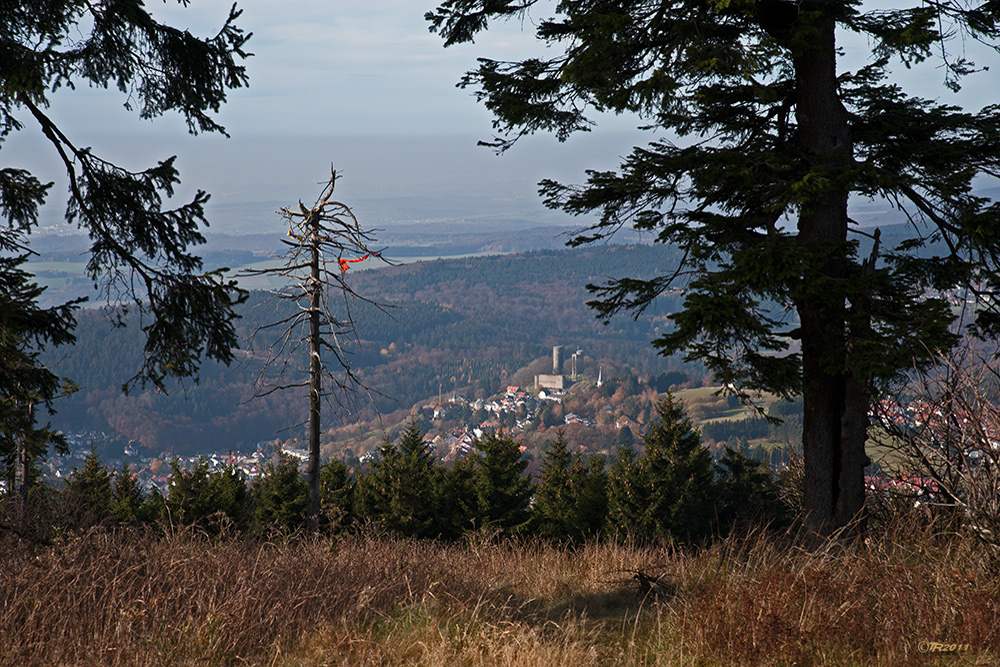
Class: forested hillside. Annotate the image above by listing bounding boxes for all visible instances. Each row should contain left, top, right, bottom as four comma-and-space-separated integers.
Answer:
42, 244, 699, 455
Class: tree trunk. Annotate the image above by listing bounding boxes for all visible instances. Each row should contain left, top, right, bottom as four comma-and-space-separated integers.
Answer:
18, 438, 30, 504
307, 213, 322, 532
17, 401, 33, 504
792, 6, 866, 534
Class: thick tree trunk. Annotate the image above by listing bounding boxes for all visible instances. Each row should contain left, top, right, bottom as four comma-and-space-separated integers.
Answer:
307, 215, 322, 532
792, 6, 866, 534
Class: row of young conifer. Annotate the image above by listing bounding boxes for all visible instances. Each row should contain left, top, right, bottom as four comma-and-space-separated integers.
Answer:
9, 396, 790, 543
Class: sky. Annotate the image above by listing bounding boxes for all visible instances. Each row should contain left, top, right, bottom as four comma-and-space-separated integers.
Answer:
10, 0, 646, 236
7, 1, 1000, 237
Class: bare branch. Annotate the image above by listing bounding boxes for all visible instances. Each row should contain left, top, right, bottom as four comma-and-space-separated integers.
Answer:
871, 336, 1000, 547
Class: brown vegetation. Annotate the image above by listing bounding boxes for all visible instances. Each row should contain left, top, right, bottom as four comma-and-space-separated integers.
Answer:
2, 517, 998, 666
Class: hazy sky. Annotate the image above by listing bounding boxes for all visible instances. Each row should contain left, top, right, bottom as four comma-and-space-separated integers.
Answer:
7, 1, 999, 235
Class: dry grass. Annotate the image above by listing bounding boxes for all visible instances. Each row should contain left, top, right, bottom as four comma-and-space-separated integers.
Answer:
2, 518, 999, 666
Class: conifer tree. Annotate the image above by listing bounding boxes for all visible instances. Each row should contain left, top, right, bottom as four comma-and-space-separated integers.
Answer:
436, 454, 479, 538
571, 453, 609, 539
205, 463, 249, 531
251, 454, 308, 533
354, 421, 441, 538
353, 448, 393, 528
2, 3, 250, 518
62, 447, 113, 529
531, 431, 576, 539
164, 457, 212, 527
605, 442, 650, 539
388, 420, 440, 538
473, 431, 532, 533
642, 396, 719, 543
428, 0, 1000, 534
142, 489, 166, 526
2, 2, 250, 391
1, 256, 79, 501
110, 462, 145, 526
532, 432, 608, 540
164, 457, 248, 530
319, 458, 355, 531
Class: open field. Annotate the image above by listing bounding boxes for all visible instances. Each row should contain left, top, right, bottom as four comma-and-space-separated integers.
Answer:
675, 387, 781, 425
3, 516, 998, 666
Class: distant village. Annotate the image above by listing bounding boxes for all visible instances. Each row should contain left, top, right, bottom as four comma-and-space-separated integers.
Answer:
24, 345, 649, 494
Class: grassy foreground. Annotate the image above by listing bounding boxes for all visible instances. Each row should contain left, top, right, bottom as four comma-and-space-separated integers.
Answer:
2, 518, 998, 666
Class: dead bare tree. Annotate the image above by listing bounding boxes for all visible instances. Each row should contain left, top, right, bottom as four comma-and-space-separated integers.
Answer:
871, 338, 1000, 546
243, 170, 388, 531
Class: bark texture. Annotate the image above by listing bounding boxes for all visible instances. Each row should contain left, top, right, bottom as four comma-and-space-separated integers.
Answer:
791, 6, 866, 533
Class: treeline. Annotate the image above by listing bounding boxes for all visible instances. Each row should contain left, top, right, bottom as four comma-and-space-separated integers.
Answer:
351, 244, 688, 301
10, 398, 790, 544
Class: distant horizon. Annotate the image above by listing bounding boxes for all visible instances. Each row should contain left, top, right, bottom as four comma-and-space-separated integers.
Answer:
7, 1, 1000, 248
